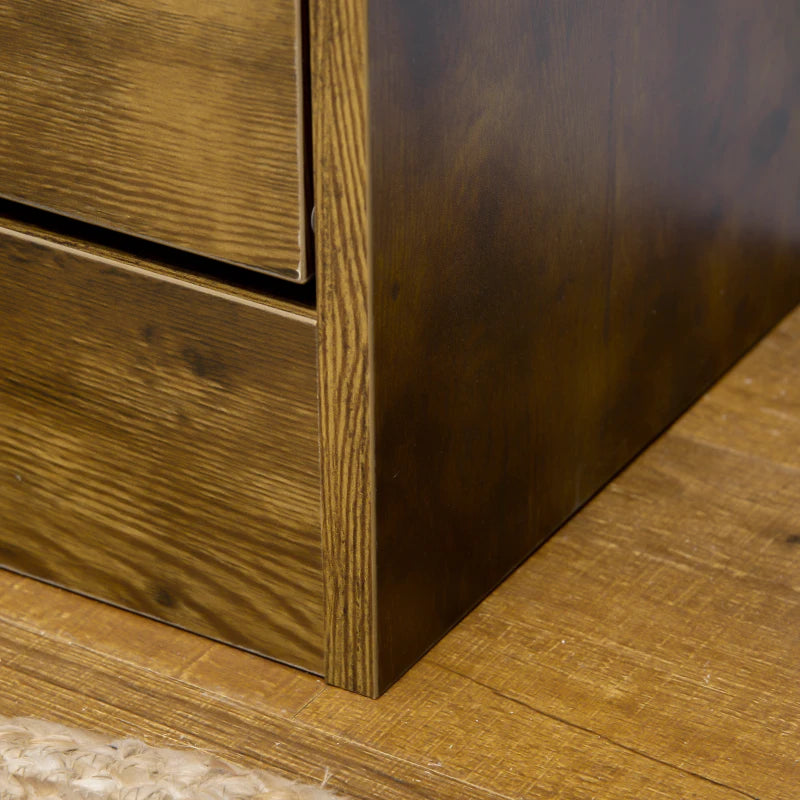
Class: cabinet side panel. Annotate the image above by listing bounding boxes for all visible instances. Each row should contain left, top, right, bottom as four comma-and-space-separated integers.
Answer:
311, 0, 377, 693
369, 0, 800, 689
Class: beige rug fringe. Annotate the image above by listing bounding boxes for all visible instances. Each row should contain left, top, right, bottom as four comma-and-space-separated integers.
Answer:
0, 716, 346, 800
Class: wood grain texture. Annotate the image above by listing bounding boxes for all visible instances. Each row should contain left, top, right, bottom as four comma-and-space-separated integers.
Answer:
367, 0, 800, 691
310, 0, 376, 694
0, 220, 324, 671
0, 0, 309, 280
2, 306, 798, 798
0, 618, 507, 800
297, 307, 800, 800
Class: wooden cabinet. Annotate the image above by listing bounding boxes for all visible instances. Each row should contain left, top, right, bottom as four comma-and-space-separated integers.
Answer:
1, 0, 799, 696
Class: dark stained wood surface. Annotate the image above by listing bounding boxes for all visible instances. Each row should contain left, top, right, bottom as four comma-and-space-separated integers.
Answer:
366, 0, 800, 691
0, 219, 324, 671
1, 305, 798, 798
310, 0, 377, 695
0, 0, 309, 280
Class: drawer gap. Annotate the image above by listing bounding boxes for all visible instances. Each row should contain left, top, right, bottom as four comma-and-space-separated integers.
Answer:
0, 197, 316, 316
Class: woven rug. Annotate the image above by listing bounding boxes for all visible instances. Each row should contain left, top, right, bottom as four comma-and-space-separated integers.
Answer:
0, 717, 344, 799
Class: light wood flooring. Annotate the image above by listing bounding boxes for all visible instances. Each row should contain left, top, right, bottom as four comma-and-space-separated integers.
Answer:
1, 306, 798, 799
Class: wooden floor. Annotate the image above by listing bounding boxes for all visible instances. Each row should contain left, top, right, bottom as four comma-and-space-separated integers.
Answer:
1, 306, 799, 800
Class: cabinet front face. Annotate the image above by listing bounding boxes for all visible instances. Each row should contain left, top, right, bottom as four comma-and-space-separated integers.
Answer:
0, 0, 309, 281
0, 220, 324, 672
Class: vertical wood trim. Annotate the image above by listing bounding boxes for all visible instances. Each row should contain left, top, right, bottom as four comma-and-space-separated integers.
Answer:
311, 0, 377, 695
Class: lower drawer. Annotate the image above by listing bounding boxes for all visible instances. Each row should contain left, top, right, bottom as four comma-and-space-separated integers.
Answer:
0, 221, 323, 671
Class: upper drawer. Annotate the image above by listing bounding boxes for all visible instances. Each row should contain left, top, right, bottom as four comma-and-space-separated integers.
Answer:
0, 0, 308, 281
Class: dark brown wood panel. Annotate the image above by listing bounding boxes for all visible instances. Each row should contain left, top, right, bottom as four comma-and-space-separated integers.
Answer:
367, 0, 800, 691
0, 0, 309, 280
0, 221, 323, 671
310, 0, 377, 695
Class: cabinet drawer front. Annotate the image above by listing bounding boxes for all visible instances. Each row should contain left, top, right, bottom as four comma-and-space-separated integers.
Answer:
0, 0, 308, 280
0, 222, 323, 671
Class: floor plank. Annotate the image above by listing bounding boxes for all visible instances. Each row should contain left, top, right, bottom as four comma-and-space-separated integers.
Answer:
0, 620, 507, 800
0, 304, 798, 798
